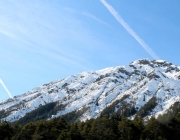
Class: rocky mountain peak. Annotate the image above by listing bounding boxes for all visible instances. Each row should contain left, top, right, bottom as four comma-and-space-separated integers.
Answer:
1, 59, 180, 123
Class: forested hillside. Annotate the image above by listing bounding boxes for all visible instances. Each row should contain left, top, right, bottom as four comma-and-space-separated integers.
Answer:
1, 114, 180, 140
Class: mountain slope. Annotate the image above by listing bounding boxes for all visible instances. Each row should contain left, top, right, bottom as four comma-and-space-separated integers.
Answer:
1, 59, 180, 122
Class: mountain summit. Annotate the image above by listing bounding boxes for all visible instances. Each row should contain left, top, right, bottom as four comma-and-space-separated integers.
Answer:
1, 59, 180, 123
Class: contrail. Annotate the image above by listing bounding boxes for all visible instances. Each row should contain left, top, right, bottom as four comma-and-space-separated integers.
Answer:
82, 12, 112, 27
0, 78, 13, 98
100, 0, 159, 60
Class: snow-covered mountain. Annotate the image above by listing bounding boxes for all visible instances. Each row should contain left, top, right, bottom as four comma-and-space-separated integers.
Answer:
1, 59, 180, 122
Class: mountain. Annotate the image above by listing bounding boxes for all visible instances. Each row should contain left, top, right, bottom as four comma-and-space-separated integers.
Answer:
1, 59, 180, 123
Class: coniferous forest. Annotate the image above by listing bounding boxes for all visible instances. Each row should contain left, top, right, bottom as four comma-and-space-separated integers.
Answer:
1, 114, 180, 140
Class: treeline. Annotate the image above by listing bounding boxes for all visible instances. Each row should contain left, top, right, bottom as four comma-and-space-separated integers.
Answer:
1, 114, 180, 140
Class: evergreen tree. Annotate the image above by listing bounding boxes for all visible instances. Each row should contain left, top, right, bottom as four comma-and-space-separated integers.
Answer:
57, 130, 70, 140
89, 117, 117, 140
68, 123, 84, 140
17, 122, 36, 140
166, 115, 180, 140
0, 121, 13, 140
132, 117, 144, 139
11, 122, 22, 140
118, 117, 139, 140
142, 117, 164, 140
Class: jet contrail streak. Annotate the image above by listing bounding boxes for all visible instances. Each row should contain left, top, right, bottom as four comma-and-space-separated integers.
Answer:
100, 0, 159, 60
0, 78, 13, 98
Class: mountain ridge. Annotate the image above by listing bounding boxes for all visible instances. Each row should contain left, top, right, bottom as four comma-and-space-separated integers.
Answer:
1, 58, 180, 123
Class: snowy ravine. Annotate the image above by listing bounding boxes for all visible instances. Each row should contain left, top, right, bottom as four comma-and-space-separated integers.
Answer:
1, 59, 180, 122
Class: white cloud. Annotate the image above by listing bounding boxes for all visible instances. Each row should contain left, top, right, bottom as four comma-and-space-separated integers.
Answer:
100, 0, 159, 60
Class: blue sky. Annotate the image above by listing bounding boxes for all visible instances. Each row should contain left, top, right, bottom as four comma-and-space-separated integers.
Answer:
0, 0, 180, 100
